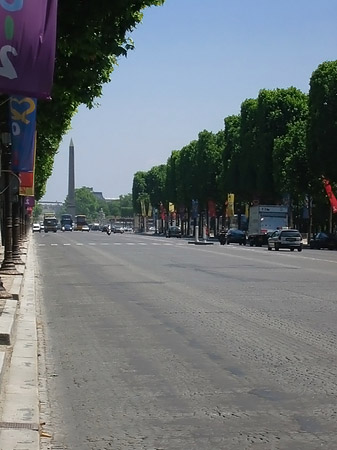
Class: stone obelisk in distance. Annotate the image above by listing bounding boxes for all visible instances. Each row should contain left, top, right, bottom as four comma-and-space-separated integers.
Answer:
67, 139, 76, 219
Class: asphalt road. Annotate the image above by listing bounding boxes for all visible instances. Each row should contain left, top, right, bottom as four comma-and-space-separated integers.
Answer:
34, 231, 337, 450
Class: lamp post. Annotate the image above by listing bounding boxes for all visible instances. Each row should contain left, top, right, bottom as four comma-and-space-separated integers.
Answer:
0, 132, 19, 274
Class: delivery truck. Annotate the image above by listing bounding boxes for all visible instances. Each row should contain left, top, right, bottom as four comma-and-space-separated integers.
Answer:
247, 205, 289, 246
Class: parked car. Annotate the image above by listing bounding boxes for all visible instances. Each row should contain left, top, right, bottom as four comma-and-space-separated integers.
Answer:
166, 226, 182, 238
268, 228, 303, 251
224, 229, 246, 245
32, 223, 41, 233
309, 232, 337, 250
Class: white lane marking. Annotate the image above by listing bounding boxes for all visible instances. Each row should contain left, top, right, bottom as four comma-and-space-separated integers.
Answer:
126, 243, 135, 245
50, 243, 58, 246
113, 243, 122, 245
138, 243, 146, 245
38, 244, 46, 246
76, 243, 83, 246
100, 243, 109, 245
63, 243, 71, 246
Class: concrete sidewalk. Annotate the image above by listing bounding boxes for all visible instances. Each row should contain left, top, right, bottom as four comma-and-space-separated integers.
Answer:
0, 238, 40, 450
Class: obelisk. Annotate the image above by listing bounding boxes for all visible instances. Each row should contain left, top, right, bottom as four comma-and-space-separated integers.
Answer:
67, 139, 76, 218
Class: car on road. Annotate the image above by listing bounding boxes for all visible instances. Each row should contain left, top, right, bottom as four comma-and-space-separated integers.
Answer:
32, 223, 41, 233
309, 232, 337, 250
90, 223, 100, 231
224, 229, 246, 245
61, 223, 73, 231
81, 224, 90, 232
166, 226, 182, 238
268, 228, 303, 251
113, 226, 124, 234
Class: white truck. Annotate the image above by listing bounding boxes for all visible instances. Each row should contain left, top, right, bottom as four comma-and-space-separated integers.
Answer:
247, 205, 289, 247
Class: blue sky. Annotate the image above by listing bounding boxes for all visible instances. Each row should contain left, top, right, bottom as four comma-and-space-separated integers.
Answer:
42, 0, 337, 202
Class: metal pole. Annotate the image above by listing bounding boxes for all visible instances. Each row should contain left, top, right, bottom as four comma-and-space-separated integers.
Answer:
12, 195, 23, 264
0, 141, 19, 274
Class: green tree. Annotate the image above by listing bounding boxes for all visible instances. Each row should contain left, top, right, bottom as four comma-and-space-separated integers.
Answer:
132, 171, 148, 214
240, 98, 259, 201
222, 115, 241, 196
273, 119, 310, 200
195, 130, 223, 208
308, 60, 337, 181
178, 141, 198, 209
145, 165, 166, 208
74, 187, 100, 220
165, 151, 180, 208
255, 87, 308, 202
33, 203, 43, 221
120, 193, 133, 217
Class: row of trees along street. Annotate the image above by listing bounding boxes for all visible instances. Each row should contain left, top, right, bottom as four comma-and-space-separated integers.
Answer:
132, 61, 337, 238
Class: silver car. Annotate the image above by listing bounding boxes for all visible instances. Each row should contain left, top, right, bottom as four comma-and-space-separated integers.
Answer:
268, 229, 303, 252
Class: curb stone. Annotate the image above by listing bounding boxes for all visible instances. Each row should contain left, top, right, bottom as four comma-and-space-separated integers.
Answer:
0, 299, 18, 345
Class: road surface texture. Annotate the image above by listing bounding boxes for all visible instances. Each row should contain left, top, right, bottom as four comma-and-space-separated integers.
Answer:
34, 231, 337, 450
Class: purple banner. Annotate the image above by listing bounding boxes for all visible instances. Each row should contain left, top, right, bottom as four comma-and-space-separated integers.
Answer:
10, 96, 37, 172
0, 0, 58, 99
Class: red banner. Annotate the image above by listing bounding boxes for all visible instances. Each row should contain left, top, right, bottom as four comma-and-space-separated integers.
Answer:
323, 178, 337, 213
208, 200, 216, 218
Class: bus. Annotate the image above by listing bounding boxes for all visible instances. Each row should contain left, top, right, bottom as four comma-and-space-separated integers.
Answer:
60, 214, 73, 231
74, 215, 87, 231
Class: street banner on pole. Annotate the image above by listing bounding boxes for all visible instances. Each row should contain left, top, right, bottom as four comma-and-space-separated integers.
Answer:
10, 96, 37, 172
0, 0, 58, 99
208, 200, 216, 218
19, 131, 36, 196
227, 194, 235, 217
323, 178, 337, 213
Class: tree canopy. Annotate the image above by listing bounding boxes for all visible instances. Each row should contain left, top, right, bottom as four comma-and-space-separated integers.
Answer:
35, 0, 166, 200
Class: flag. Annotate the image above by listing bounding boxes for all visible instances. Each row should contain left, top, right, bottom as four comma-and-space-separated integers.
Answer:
140, 199, 146, 217
19, 131, 36, 196
208, 200, 216, 218
191, 199, 198, 219
160, 203, 166, 220
322, 178, 337, 213
0, 0, 58, 99
10, 96, 37, 172
227, 194, 235, 217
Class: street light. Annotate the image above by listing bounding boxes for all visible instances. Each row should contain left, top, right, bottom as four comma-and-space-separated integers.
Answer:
0, 131, 19, 276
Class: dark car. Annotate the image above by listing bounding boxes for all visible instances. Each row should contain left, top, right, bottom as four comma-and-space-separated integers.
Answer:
113, 226, 124, 234
224, 229, 246, 245
309, 232, 337, 250
166, 226, 182, 238
61, 223, 73, 231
